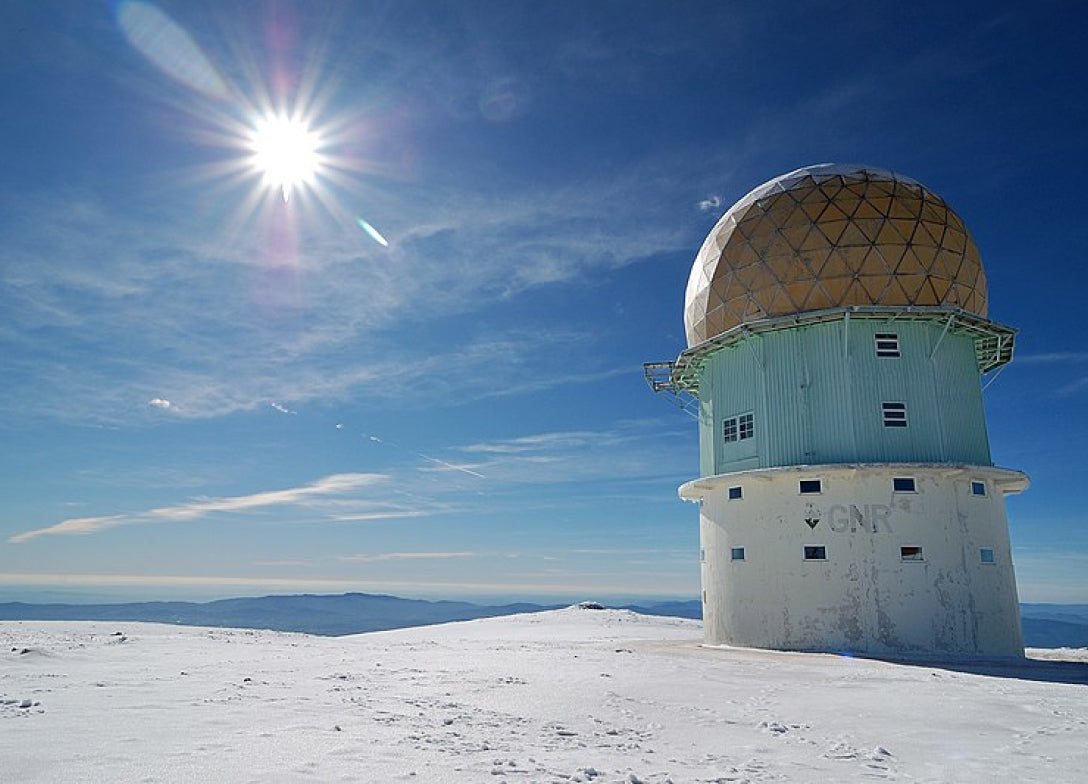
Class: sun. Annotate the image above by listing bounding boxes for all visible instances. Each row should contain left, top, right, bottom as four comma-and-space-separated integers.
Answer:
247, 114, 322, 202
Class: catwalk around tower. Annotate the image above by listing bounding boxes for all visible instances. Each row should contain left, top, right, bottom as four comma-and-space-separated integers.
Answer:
646, 164, 1027, 657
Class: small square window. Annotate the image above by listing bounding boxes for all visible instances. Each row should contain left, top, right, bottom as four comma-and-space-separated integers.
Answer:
731, 547, 746, 561
882, 401, 908, 428
980, 548, 995, 564
900, 546, 924, 561
803, 545, 827, 561
728, 486, 743, 500
799, 479, 822, 494
875, 333, 900, 357
971, 481, 987, 496
738, 412, 754, 440
723, 417, 738, 443
893, 477, 916, 492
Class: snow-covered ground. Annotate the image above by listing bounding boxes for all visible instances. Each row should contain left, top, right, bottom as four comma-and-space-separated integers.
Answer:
2, 608, 1086, 783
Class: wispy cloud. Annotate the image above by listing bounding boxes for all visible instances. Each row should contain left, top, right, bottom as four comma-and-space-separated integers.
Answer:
9, 473, 388, 543
698, 194, 723, 212
336, 551, 474, 563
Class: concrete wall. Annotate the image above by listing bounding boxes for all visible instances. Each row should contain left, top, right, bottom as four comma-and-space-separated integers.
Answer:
682, 464, 1026, 657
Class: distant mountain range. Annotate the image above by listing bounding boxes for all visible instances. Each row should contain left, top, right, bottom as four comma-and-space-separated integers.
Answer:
1, 594, 1085, 648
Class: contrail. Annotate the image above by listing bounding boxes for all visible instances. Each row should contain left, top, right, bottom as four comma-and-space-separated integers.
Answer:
366, 435, 485, 479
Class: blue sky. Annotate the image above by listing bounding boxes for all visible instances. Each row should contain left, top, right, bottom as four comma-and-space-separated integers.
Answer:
1, 0, 1086, 605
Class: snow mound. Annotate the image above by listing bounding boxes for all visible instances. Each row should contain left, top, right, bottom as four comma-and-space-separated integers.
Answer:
2, 612, 1086, 782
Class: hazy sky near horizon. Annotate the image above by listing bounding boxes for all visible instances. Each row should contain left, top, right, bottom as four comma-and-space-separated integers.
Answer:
2, 0, 1086, 604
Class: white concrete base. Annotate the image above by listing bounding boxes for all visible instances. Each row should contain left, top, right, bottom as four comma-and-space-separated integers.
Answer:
681, 464, 1027, 657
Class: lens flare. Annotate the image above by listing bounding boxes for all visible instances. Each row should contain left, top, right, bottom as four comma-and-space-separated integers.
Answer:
357, 217, 389, 247
248, 114, 322, 201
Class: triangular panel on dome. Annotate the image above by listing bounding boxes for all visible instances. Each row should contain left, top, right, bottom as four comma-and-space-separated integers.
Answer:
868, 194, 894, 216
764, 232, 794, 261
817, 201, 851, 223
895, 247, 927, 275
817, 248, 853, 279
896, 273, 928, 304
913, 242, 941, 269
729, 240, 762, 268
920, 198, 949, 224
752, 284, 780, 314
781, 224, 810, 252
853, 198, 884, 220
877, 243, 908, 270
839, 244, 869, 273
821, 274, 853, 304
741, 299, 766, 324
838, 221, 870, 247
785, 281, 815, 311
763, 198, 796, 229
733, 262, 771, 292
859, 246, 892, 276
853, 217, 884, 244
876, 219, 909, 246
841, 278, 871, 305
913, 220, 942, 248
836, 195, 864, 218
799, 196, 829, 221
815, 219, 848, 246
881, 277, 914, 307
819, 180, 844, 201
858, 273, 892, 302
781, 202, 814, 229
766, 254, 801, 285
928, 276, 953, 305
801, 283, 835, 311
705, 306, 729, 338
944, 227, 967, 254
889, 218, 917, 243
935, 247, 962, 277
865, 178, 896, 200
888, 194, 922, 219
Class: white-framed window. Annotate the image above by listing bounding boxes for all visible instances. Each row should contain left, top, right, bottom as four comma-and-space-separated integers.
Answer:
980, 547, 995, 564
893, 477, 916, 492
728, 486, 743, 500
971, 480, 987, 496
900, 545, 924, 562
882, 401, 908, 428
803, 545, 827, 561
738, 412, 754, 440
731, 547, 746, 561
723, 412, 755, 444
875, 333, 901, 357
799, 479, 822, 494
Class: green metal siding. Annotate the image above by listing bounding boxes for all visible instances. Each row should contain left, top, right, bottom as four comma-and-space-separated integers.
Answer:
696, 318, 992, 474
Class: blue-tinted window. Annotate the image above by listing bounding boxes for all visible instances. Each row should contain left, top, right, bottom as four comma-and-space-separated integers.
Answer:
980, 548, 995, 564
728, 486, 742, 500
803, 545, 827, 561
731, 547, 745, 561
799, 479, 822, 494
971, 480, 987, 496
893, 477, 916, 492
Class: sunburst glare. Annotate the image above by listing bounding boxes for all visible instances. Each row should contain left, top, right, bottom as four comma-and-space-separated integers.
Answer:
248, 114, 323, 202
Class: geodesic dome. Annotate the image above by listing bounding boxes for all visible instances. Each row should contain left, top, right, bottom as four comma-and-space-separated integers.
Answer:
684, 164, 988, 347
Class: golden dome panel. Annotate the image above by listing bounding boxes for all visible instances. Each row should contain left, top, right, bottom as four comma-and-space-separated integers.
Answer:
684, 165, 988, 347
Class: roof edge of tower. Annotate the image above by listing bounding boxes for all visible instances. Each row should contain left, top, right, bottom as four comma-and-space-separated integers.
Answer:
667, 306, 1016, 396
